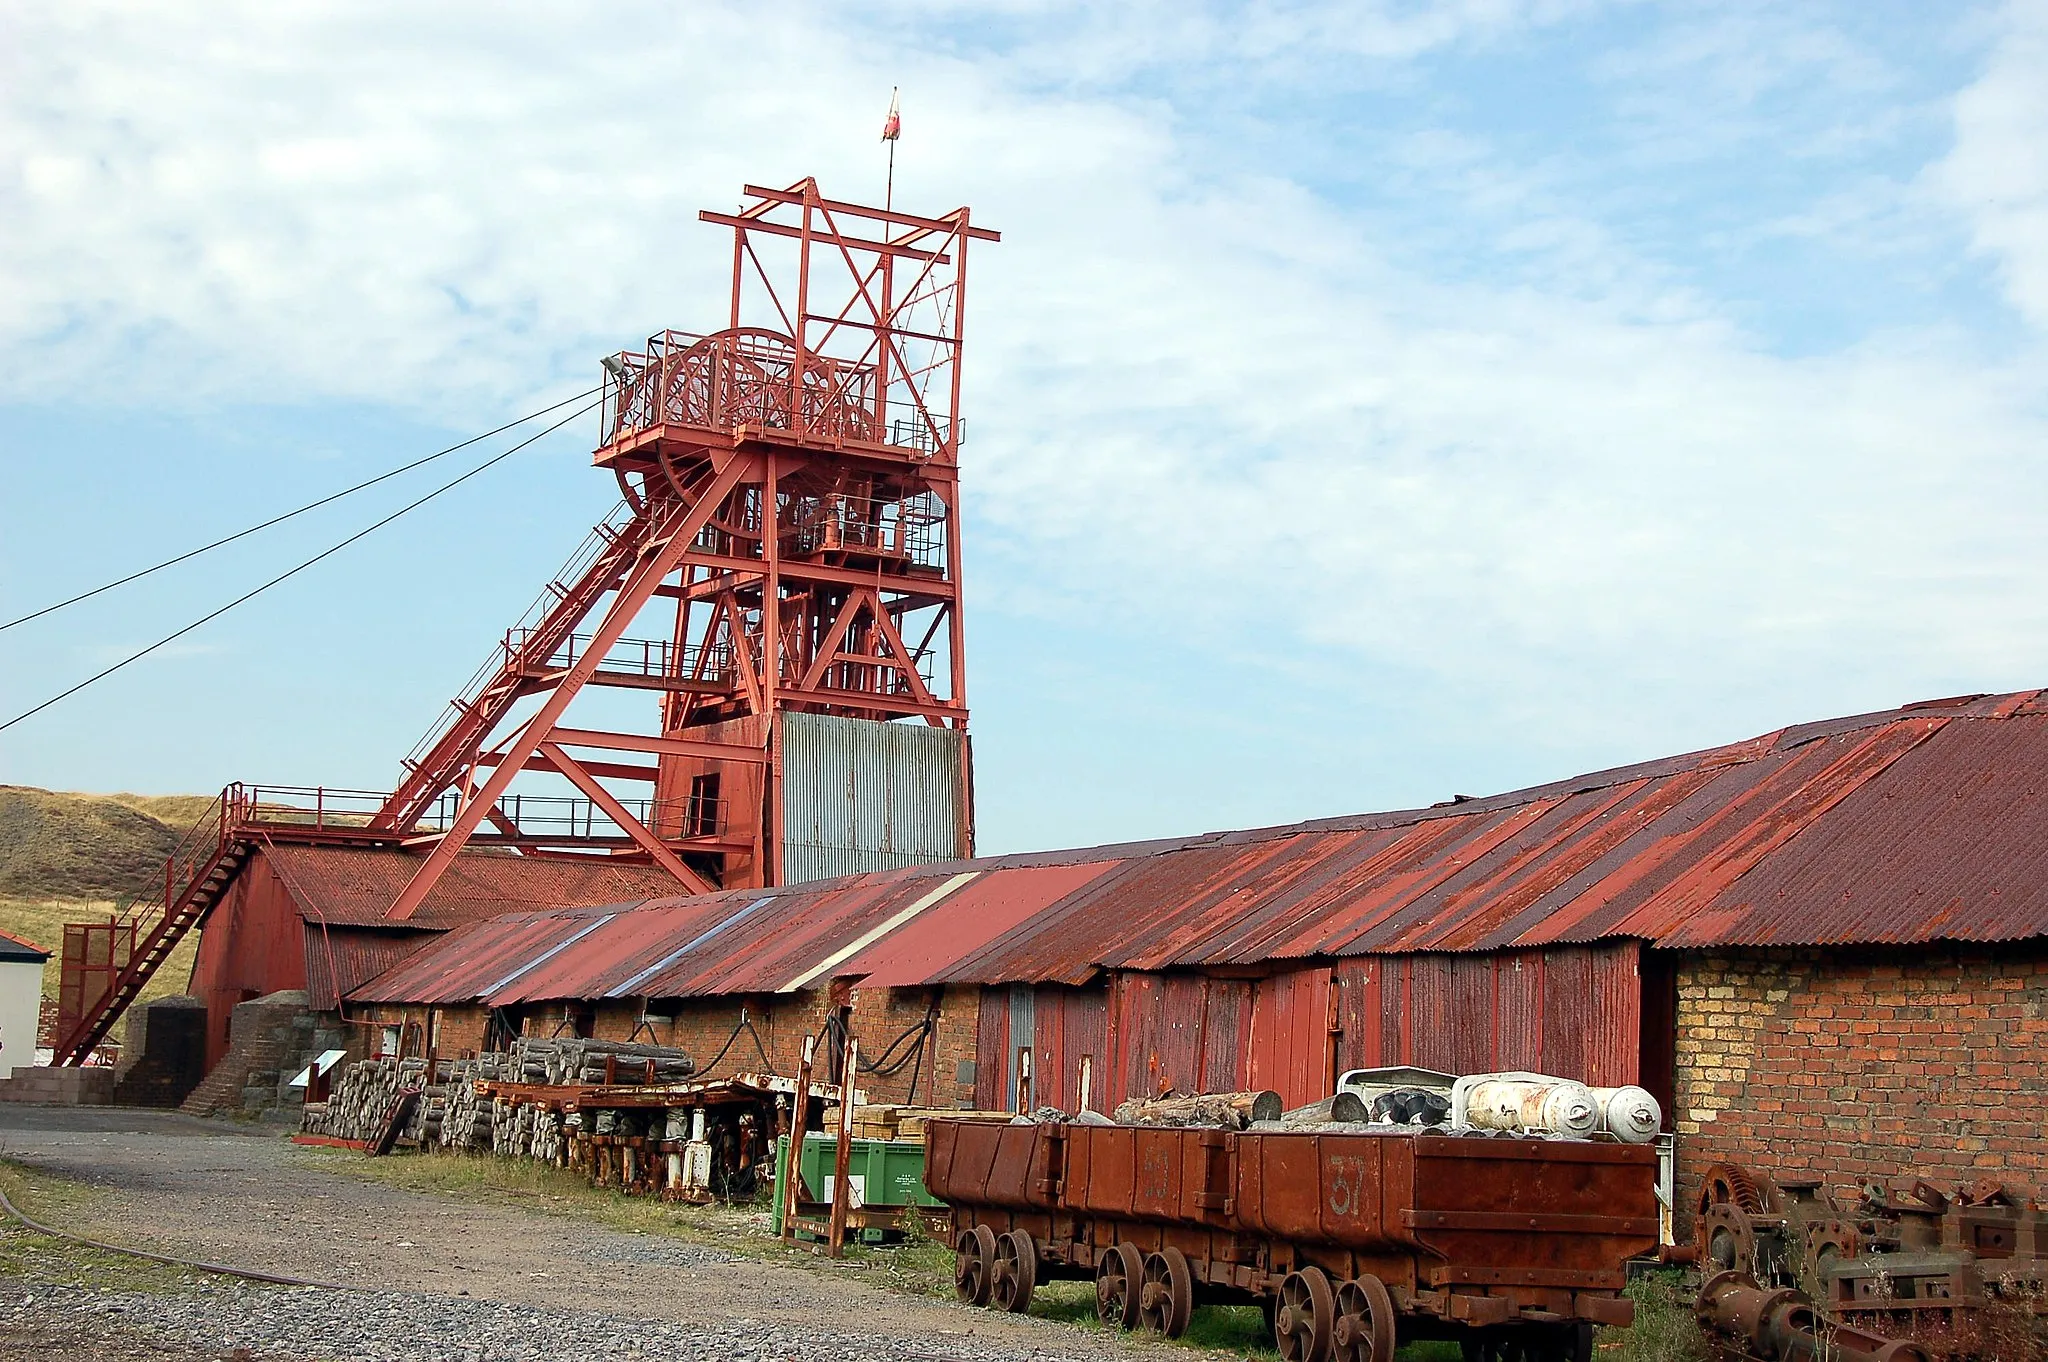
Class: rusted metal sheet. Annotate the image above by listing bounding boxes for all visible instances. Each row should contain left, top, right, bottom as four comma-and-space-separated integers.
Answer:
974, 987, 1008, 1110
1031, 984, 1109, 1114
780, 712, 968, 884
1329, 944, 1640, 1089
351, 694, 2048, 1018
299, 928, 435, 1011
1246, 967, 1332, 1106
264, 844, 678, 929
843, 862, 1117, 987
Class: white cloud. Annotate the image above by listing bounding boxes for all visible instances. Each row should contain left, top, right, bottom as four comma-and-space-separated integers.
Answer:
1935, 0, 2048, 328
3, 0, 2047, 779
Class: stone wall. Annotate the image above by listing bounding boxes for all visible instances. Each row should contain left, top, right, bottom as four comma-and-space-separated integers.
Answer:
180, 990, 356, 1118
1673, 945, 2048, 1227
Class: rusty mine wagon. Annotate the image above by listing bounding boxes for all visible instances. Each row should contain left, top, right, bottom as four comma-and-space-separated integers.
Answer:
924, 1117, 1658, 1362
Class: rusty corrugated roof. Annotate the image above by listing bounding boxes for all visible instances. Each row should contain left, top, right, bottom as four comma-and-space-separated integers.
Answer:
350, 690, 2048, 1007
259, 843, 681, 929
301, 926, 438, 1011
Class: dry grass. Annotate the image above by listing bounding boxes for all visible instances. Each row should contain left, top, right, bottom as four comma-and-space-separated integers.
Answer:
0, 785, 207, 901
0, 896, 202, 1003
0, 1159, 207, 1295
309, 1146, 1481, 1359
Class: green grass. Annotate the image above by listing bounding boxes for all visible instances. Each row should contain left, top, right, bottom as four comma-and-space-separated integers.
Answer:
0, 1160, 208, 1295
1608, 1270, 1707, 1362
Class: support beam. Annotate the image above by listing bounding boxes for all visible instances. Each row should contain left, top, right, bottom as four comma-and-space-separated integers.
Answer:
536, 742, 714, 894
384, 458, 751, 921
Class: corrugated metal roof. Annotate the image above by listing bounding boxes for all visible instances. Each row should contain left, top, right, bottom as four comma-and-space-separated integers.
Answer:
350, 690, 2048, 1007
261, 843, 681, 929
301, 927, 437, 1011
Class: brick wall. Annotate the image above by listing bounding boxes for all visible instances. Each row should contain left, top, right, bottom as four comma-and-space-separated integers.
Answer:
1673, 945, 2048, 1225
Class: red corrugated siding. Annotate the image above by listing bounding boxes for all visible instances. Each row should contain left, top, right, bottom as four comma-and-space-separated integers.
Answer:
1247, 967, 1332, 1106
1329, 943, 1639, 1087
300, 928, 434, 1012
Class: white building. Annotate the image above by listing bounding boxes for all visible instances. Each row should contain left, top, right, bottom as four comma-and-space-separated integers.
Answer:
0, 928, 52, 1078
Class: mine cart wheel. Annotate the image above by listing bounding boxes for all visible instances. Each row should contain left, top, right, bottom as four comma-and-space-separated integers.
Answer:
1332, 1274, 1396, 1362
993, 1228, 1038, 1313
1458, 1329, 1528, 1362
1275, 1266, 1337, 1362
955, 1224, 997, 1306
1097, 1241, 1144, 1329
1139, 1247, 1195, 1338
1564, 1321, 1594, 1362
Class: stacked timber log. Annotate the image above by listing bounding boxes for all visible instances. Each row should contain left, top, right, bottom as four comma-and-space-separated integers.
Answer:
436, 1055, 504, 1150
1112, 1089, 1285, 1129
507, 1036, 695, 1086
302, 1056, 430, 1142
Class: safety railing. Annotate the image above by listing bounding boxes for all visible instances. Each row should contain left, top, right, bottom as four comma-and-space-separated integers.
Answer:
230, 784, 727, 843
601, 329, 957, 457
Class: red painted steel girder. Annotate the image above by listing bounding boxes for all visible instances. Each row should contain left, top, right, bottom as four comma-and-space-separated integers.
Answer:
366, 179, 995, 915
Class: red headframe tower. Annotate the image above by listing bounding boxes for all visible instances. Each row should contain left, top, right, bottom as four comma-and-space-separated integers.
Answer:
373, 180, 997, 917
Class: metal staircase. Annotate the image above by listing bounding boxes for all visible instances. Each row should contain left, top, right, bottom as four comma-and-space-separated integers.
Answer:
52, 788, 248, 1065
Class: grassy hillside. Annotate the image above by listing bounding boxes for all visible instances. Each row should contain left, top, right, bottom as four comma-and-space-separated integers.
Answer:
0, 785, 209, 901
0, 787, 212, 1013
0, 897, 201, 1004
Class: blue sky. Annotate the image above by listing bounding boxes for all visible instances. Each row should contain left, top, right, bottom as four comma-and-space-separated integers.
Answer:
4, 1, 2048, 855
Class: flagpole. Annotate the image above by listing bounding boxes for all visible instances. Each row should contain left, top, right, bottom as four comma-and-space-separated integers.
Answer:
882, 86, 900, 213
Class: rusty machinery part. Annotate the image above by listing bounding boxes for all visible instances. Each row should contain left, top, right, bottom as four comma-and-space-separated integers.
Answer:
954, 1224, 996, 1306
1698, 1270, 1925, 1362
1700, 1162, 1780, 1218
1802, 1217, 1860, 1273
991, 1228, 1037, 1314
1275, 1265, 1337, 1362
1703, 1203, 1764, 1276
1332, 1274, 1398, 1362
0, 1179, 355, 1292
1140, 1246, 1196, 1338
1096, 1241, 1144, 1330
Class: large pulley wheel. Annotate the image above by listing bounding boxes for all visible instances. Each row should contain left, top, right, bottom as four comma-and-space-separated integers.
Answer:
1096, 1241, 1144, 1329
1275, 1266, 1337, 1362
992, 1228, 1038, 1313
1333, 1273, 1396, 1362
954, 1224, 997, 1305
1139, 1246, 1195, 1338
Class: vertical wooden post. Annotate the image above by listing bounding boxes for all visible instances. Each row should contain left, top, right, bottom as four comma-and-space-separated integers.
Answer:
828, 1036, 860, 1257
782, 1033, 815, 1244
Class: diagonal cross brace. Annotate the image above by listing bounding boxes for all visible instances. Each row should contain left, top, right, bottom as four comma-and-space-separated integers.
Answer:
383, 458, 752, 921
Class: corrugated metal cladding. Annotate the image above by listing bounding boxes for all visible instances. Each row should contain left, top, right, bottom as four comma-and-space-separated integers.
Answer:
300, 928, 437, 1012
354, 691, 2048, 1018
781, 713, 966, 885
263, 844, 680, 930
970, 948, 1642, 1114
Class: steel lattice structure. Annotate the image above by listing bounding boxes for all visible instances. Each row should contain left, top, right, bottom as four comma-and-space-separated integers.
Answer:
373, 179, 997, 918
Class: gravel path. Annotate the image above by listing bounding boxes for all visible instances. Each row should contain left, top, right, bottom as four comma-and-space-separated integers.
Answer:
0, 1107, 1194, 1362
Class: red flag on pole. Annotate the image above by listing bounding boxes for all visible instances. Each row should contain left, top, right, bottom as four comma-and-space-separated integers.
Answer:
881, 88, 901, 142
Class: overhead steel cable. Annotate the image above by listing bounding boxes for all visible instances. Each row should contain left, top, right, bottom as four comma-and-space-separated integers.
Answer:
0, 395, 603, 735
0, 384, 602, 634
